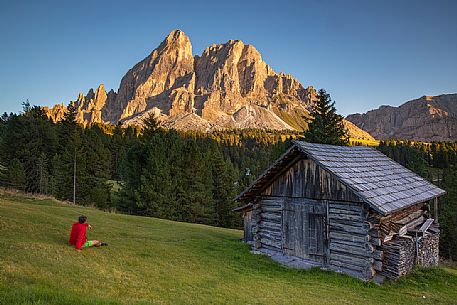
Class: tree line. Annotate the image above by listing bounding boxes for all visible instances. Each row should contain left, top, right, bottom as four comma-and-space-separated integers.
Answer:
0, 102, 291, 228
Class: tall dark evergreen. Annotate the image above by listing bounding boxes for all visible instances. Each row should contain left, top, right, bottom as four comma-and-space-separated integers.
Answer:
6, 159, 27, 190
441, 168, 457, 260
304, 89, 348, 146
0, 103, 57, 193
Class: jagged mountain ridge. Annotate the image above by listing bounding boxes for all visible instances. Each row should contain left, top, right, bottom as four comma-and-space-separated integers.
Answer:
346, 94, 457, 141
45, 30, 374, 140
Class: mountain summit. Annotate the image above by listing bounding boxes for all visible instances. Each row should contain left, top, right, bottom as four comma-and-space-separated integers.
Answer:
45, 30, 373, 139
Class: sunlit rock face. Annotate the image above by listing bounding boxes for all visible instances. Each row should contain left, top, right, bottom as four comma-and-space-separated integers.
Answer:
346, 94, 457, 141
44, 30, 372, 139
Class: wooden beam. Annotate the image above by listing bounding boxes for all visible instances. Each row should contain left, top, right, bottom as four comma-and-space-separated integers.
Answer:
434, 198, 439, 224
419, 218, 434, 233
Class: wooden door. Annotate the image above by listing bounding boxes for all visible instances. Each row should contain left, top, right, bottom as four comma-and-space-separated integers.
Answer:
282, 198, 327, 264
243, 210, 253, 243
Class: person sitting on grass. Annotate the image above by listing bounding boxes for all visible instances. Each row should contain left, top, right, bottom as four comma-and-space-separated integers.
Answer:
69, 215, 108, 251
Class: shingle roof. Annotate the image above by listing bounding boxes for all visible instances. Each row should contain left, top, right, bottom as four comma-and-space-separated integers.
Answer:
236, 141, 445, 215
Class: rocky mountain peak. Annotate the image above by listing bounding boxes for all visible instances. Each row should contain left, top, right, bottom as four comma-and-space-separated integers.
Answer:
44, 30, 373, 140
158, 29, 193, 61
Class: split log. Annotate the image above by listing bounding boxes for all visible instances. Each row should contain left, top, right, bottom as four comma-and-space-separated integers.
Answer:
371, 238, 382, 247
372, 250, 383, 260
368, 228, 380, 238
373, 260, 383, 271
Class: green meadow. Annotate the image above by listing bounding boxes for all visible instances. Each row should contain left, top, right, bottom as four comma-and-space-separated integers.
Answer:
1, 191, 456, 305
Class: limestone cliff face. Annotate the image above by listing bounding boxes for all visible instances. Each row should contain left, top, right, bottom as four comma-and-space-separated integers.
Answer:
74, 84, 117, 126
45, 30, 371, 139
346, 94, 457, 141
113, 30, 195, 122
110, 30, 314, 131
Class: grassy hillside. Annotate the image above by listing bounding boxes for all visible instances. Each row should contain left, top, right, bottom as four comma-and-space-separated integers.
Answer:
1, 191, 457, 305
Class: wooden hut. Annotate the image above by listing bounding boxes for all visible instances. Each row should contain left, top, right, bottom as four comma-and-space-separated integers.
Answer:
235, 141, 445, 282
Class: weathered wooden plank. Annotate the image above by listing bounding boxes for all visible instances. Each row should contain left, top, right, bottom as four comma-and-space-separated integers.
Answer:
260, 243, 281, 252
330, 252, 374, 266
394, 210, 423, 225
258, 231, 281, 241
259, 220, 282, 230
419, 218, 434, 232
329, 243, 373, 257
329, 222, 370, 235
261, 199, 283, 207
329, 258, 371, 272
330, 239, 374, 252
261, 213, 282, 222
329, 213, 364, 222
260, 239, 282, 249
261, 206, 283, 213
328, 202, 365, 212
329, 231, 370, 243
399, 216, 425, 234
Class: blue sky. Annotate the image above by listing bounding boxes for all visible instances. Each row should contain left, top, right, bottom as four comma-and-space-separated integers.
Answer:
1, 0, 456, 116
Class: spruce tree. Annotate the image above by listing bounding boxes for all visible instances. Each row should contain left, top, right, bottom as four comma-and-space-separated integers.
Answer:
7, 159, 27, 191
304, 89, 349, 145
441, 168, 457, 259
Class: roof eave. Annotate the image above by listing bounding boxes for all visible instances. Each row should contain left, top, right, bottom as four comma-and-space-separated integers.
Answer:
234, 145, 301, 202
233, 202, 253, 212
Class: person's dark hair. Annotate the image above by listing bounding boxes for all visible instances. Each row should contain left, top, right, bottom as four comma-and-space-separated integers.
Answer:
78, 215, 87, 224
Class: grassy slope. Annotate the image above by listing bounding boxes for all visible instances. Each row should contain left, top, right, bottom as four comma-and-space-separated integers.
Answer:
1, 192, 457, 305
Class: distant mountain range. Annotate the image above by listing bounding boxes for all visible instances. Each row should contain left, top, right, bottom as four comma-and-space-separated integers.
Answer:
346, 94, 457, 142
44, 30, 374, 140
43, 30, 456, 142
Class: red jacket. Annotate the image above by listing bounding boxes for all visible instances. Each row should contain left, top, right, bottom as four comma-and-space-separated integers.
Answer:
69, 222, 88, 250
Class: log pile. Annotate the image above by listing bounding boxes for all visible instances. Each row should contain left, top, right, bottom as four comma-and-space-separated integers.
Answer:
417, 232, 439, 267
370, 203, 427, 240
382, 237, 416, 279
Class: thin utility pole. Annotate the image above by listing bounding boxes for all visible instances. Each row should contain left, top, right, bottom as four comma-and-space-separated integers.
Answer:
73, 148, 76, 205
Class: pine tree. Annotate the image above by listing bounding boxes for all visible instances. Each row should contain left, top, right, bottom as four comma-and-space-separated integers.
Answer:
7, 159, 27, 191
210, 143, 240, 227
304, 89, 348, 145
440, 168, 457, 259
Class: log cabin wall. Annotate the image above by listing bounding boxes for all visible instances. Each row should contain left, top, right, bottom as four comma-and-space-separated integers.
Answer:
252, 158, 376, 280
327, 201, 374, 279
261, 158, 363, 203
254, 196, 283, 252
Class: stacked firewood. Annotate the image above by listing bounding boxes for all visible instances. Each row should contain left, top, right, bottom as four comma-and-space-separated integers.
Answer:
382, 237, 416, 279
417, 232, 439, 267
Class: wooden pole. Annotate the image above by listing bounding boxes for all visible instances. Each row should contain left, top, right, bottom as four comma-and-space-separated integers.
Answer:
433, 198, 438, 224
